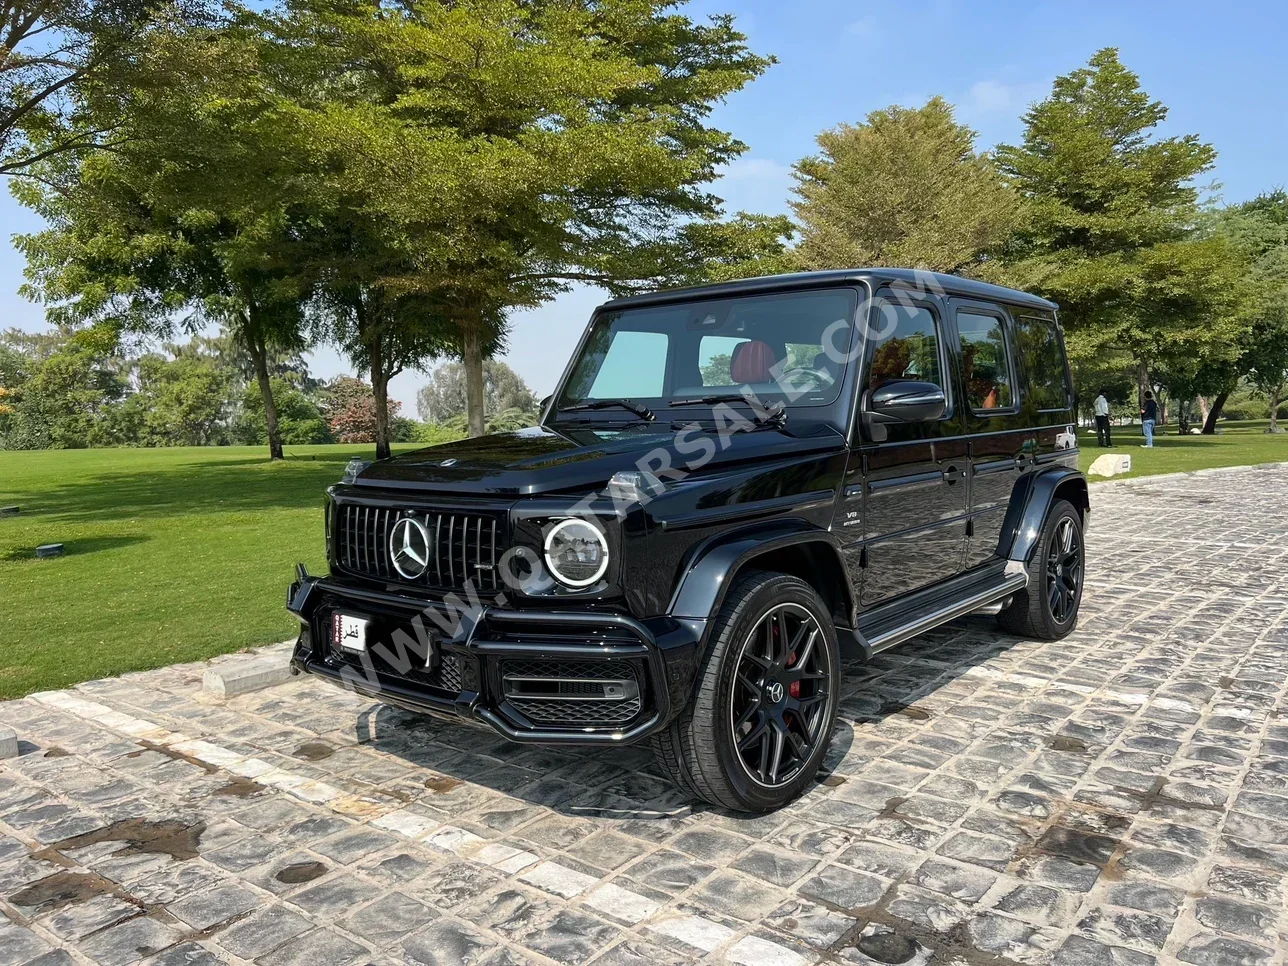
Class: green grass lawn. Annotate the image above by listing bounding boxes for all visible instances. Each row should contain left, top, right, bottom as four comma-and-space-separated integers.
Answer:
1080, 419, 1286, 479
0, 443, 421, 700
0, 423, 1284, 699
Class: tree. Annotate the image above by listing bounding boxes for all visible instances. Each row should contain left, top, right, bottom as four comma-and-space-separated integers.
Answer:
321, 375, 403, 445
1203, 191, 1288, 432
233, 375, 330, 445
993, 49, 1246, 405
127, 344, 228, 445
790, 97, 1022, 273
0, 333, 125, 448
267, 0, 771, 438
0, 0, 180, 176
13, 16, 317, 460
417, 360, 538, 424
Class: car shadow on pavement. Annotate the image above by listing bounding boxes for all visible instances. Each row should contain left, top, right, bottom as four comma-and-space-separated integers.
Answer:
351, 615, 1022, 828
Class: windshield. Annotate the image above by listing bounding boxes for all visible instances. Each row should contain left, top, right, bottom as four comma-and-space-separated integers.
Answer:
556, 288, 859, 414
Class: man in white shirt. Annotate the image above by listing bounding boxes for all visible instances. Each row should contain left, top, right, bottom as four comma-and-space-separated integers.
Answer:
1094, 390, 1113, 447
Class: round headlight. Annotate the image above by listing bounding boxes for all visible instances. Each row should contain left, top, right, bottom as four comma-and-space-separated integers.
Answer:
543, 519, 609, 587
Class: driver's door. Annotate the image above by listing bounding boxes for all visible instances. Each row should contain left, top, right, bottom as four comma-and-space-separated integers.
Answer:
840, 292, 968, 607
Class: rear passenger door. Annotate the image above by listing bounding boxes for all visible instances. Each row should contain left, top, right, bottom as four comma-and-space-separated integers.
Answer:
949, 299, 1035, 570
850, 292, 968, 606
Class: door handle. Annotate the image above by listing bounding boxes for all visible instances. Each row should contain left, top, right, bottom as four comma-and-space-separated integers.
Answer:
943, 465, 963, 484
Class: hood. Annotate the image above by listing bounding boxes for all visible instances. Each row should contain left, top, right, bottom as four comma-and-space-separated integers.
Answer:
354, 422, 847, 496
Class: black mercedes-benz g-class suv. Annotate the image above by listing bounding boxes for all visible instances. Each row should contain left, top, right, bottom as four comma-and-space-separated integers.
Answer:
288, 269, 1087, 811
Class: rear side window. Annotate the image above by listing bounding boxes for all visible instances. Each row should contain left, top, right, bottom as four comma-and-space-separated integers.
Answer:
867, 304, 944, 392
1015, 315, 1071, 410
957, 311, 1013, 411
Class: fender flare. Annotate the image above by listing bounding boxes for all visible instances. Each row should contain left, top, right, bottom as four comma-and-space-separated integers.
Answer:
999, 466, 1089, 563
668, 521, 856, 625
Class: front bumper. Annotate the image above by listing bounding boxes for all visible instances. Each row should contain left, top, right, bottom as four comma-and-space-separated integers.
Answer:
286, 572, 705, 745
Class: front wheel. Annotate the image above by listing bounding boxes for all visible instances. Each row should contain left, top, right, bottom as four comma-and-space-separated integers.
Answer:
998, 499, 1084, 640
651, 571, 840, 811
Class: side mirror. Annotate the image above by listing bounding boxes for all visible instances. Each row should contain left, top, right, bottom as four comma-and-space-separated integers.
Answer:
869, 381, 947, 422
862, 380, 946, 441
539, 395, 552, 410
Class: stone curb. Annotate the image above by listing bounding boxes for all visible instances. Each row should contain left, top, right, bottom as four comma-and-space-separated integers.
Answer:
1089, 459, 1288, 488
202, 655, 292, 700
0, 725, 17, 759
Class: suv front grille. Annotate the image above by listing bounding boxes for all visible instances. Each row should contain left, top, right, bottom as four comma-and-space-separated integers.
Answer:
336, 504, 503, 591
501, 659, 643, 728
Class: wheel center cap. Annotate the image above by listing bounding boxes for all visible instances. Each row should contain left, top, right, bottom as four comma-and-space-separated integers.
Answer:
765, 681, 785, 704
1056, 565, 1063, 577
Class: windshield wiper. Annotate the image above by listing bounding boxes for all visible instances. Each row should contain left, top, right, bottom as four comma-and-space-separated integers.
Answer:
670, 394, 787, 427
560, 398, 654, 421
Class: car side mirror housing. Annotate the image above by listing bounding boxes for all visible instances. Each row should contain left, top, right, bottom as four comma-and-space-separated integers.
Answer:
861, 380, 947, 441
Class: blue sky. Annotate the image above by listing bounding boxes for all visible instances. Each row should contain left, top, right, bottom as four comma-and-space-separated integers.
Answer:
3, 0, 1285, 408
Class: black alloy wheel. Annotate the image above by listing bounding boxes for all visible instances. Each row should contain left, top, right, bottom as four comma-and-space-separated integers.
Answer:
650, 571, 841, 811
730, 602, 831, 788
1046, 515, 1082, 625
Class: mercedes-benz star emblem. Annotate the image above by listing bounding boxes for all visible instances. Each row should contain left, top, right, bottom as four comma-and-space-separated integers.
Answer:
766, 681, 785, 704
390, 516, 431, 579
440, 457, 458, 467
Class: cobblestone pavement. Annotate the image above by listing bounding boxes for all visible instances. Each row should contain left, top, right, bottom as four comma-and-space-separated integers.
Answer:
4, 463, 1288, 966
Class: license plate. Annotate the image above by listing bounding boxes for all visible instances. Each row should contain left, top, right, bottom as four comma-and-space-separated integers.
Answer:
332, 612, 370, 653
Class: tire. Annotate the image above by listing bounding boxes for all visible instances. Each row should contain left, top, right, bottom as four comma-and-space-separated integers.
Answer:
997, 499, 1084, 640
651, 571, 841, 812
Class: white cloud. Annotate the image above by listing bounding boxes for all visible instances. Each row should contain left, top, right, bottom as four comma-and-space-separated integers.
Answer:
847, 17, 877, 37
963, 78, 1048, 115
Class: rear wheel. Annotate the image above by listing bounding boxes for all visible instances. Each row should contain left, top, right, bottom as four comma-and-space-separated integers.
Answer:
998, 499, 1084, 639
651, 571, 840, 811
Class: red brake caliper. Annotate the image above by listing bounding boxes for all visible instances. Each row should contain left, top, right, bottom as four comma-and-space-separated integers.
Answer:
787, 651, 802, 699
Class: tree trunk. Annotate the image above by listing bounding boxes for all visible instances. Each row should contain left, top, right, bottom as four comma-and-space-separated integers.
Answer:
370, 336, 392, 461
463, 320, 486, 438
1137, 360, 1150, 421
245, 311, 284, 461
1271, 387, 1283, 434
1198, 395, 1211, 426
1201, 390, 1230, 434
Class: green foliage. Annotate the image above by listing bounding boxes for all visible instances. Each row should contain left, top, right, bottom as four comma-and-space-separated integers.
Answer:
416, 359, 538, 424
791, 97, 1021, 273
992, 48, 1245, 387
0, 343, 126, 449
233, 376, 331, 446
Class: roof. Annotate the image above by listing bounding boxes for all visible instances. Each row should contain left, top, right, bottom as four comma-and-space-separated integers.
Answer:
598, 268, 1059, 313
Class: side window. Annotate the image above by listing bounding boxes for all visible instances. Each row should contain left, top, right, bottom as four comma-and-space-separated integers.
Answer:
586, 330, 668, 398
698, 335, 748, 386
1015, 315, 1070, 410
957, 310, 1013, 411
867, 303, 944, 393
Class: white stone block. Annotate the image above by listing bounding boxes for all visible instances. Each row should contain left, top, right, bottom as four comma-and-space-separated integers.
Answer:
0, 727, 17, 759
202, 657, 291, 699
1088, 453, 1132, 477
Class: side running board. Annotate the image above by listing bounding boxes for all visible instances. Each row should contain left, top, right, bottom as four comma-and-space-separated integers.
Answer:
859, 571, 1029, 657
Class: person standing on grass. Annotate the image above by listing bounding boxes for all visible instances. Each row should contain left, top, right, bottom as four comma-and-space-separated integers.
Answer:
1141, 391, 1158, 448
1094, 389, 1113, 447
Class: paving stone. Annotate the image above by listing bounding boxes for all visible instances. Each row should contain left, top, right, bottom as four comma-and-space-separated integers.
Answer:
167, 883, 261, 930
519, 909, 618, 963
730, 845, 819, 886
254, 928, 368, 966
402, 919, 499, 966
79, 916, 182, 966
690, 870, 785, 921
340, 890, 438, 944
798, 864, 888, 911
1175, 934, 1275, 966
1192, 895, 1278, 941
1054, 934, 1156, 966
216, 905, 314, 959
0, 921, 50, 966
